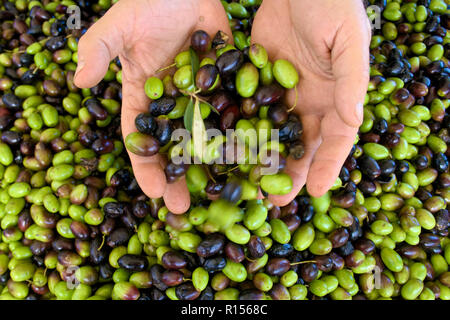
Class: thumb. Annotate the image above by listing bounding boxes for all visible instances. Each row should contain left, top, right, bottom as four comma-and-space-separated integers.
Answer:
332, 23, 370, 128
74, 2, 127, 88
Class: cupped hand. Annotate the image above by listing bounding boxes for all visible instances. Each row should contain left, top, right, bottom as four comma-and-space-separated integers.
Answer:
74, 0, 231, 214
251, 0, 371, 206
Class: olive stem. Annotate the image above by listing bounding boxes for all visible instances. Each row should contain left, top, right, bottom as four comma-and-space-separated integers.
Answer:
290, 260, 316, 266
98, 234, 106, 251
203, 164, 216, 184
156, 63, 176, 73
180, 89, 210, 106
217, 166, 240, 176
287, 86, 298, 112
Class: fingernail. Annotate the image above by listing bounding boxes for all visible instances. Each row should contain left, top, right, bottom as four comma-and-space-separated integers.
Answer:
74, 59, 85, 80
355, 102, 364, 124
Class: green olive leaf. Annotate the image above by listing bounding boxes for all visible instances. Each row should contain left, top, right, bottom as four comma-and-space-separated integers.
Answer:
189, 47, 200, 88
192, 98, 207, 162
202, 100, 220, 115
183, 98, 195, 132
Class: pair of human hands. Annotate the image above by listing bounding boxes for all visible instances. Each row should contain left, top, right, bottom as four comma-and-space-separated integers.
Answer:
74, 0, 371, 214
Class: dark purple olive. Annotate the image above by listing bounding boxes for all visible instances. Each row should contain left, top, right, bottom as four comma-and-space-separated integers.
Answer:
239, 289, 265, 300
154, 118, 173, 146
92, 138, 114, 154
220, 105, 240, 131
191, 30, 211, 53
247, 235, 266, 259
215, 50, 244, 76
161, 251, 187, 270
99, 218, 115, 236
329, 252, 345, 271
397, 245, 421, 259
1, 131, 21, 146
45, 35, 66, 51
70, 221, 90, 240
175, 283, 201, 300
165, 162, 189, 183
17, 210, 32, 233
331, 191, 356, 208
300, 263, 318, 283
149, 97, 176, 116
337, 241, 354, 257
354, 238, 376, 255
328, 228, 350, 248
85, 98, 108, 120
435, 209, 449, 231
50, 19, 66, 37
99, 263, 114, 280
347, 216, 363, 241
361, 132, 380, 143
29, 240, 50, 257
135, 113, 157, 135
103, 202, 127, 218
149, 288, 166, 300
314, 255, 333, 272
202, 256, 227, 272
409, 82, 429, 97
118, 254, 148, 272
196, 64, 219, 92
434, 152, 448, 173
269, 283, 290, 300
220, 180, 242, 204
268, 244, 294, 258
2, 93, 21, 111
266, 258, 290, 276
150, 265, 169, 291
254, 83, 284, 106
281, 214, 301, 233
109, 169, 131, 188
196, 233, 226, 258
161, 270, 184, 287
209, 91, 234, 113
132, 201, 150, 219
419, 233, 441, 250
42, 79, 61, 97
359, 155, 381, 180
90, 237, 108, 265
240, 97, 258, 118
106, 228, 130, 247
379, 159, 397, 177
205, 179, 226, 195
268, 104, 289, 126
279, 120, 303, 143
225, 242, 245, 263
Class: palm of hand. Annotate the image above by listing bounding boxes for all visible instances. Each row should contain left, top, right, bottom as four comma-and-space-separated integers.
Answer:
251, 0, 371, 206
75, 0, 231, 213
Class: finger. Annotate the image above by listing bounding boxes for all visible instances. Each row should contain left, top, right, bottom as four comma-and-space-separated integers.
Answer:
332, 21, 370, 128
121, 79, 167, 199
74, 1, 128, 88
164, 177, 191, 214
306, 110, 358, 197
268, 114, 321, 207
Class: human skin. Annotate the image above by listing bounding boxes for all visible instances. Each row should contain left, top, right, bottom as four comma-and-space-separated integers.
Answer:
74, 0, 371, 213
251, 0, 371, 206
74, 0, 231, 214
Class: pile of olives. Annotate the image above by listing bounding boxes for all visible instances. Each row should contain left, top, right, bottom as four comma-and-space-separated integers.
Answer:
0, 0, 447, 301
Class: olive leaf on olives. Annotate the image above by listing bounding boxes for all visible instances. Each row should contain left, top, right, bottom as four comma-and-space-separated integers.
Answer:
183, 98, 195, 132
189, 47, 200, 90
192, 98, 208, 162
